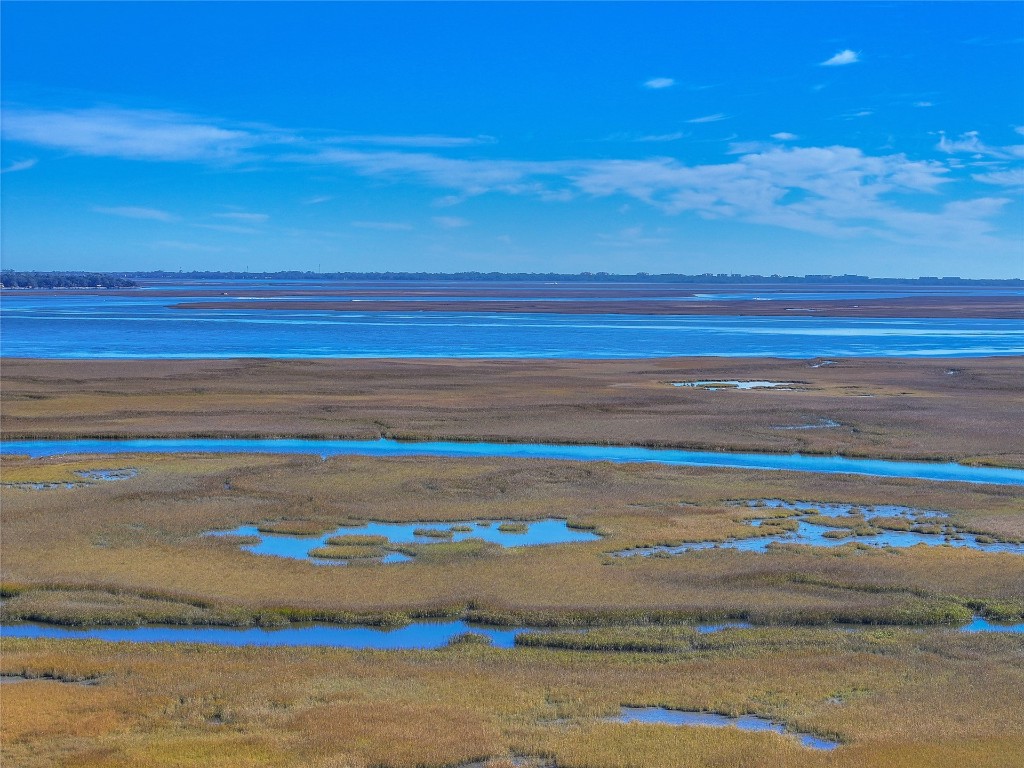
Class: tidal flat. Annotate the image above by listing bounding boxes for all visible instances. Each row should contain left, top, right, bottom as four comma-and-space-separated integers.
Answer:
3, 355, 1024, 767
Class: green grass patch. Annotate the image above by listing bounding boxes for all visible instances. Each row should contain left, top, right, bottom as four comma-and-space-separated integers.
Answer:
324, 534, 388, 546
308, 545, 388, 560
497, 522, 528, 533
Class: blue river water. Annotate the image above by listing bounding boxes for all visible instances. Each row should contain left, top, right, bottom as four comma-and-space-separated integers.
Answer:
0, 620, 521, 649
4, 438, 1023, 485
3, 616, 1014, 651
0, 619, 756, 649
2, 291, 1022, 358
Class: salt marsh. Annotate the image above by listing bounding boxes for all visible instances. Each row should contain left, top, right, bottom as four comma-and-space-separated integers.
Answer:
207, 518, 600, 564
615, 499, 1024, 557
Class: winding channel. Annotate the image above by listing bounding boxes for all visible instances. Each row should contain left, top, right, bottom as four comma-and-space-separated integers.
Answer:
3, 438, 1023, 485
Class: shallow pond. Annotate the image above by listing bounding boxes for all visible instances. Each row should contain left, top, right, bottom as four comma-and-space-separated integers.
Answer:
76, 468, 138, 481
615, 499, 1024, 557
671, 380, 798, 390
208, 519, 599, 565
1, 467, 138, 491
614, 706, 839, 750
4, 438, 1023, 486
961, 617, 1024, 633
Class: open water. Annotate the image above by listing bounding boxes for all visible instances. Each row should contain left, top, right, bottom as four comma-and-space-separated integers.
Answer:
2, 288, 1021, 358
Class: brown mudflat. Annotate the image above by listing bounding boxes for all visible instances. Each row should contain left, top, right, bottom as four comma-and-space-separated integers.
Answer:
3, 356, 1022, 466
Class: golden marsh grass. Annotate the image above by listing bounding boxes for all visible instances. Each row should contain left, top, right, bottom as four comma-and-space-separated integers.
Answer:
2, 453, 1022, 627
2, 629, 1022, 767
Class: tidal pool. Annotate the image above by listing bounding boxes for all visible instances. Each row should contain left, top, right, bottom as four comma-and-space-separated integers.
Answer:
614, 706, 840, 750
961, 617, 1024, 633
4, 438, 1023, 485
1, 467, 138, 491
615, 499, 1024, 557
671, 380, 798, 390
75, 468, 138, 481
208, 518, 600, 564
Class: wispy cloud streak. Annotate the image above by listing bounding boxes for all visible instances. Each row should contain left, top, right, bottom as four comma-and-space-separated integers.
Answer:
3, 107, 267, 162
5, 104, 1015, 249
93, 205, 179, 222
1, 158, 37, 174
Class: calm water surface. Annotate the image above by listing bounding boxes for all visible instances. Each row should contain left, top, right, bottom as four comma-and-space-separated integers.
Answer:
2, 290, 1021, 358
961, 617, 1024, 633
210, 519, 600, 564
0, 619, 752, 649
0, 620, 521, 649
4, 438, 1023, 485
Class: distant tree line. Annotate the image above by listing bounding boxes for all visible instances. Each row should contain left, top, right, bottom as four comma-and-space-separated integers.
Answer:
1, 271, 138, 289
124, 270, 1023, 286
3, 270, 1021, 287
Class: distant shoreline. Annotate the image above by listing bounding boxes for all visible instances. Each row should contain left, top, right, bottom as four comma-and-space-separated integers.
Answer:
4, 269, 1022, 288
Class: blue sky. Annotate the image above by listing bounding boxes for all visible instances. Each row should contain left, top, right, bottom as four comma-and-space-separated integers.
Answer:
2, 2, 1022, 277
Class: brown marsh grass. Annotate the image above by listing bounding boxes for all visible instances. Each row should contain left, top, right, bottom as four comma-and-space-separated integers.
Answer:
3, 356, 1022, 466
2, 628, 1022, 767
2, 453, 1022, 627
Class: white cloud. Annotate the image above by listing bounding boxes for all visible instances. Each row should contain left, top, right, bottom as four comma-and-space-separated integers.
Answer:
295, 148, 569, 198
686, 113, 728, 124
93, 205, 179, 222
328, 134, 495, 148
938, 131, 988, 154
1, 158, 37, 174
432, 216, 470, 229
643, 77, 675, 89
302, 195, 333, 205
10, 102, 1012, 252
972, 169, 1024, 187
215, 212, 269, 223
1016, 126, 1024, 136
293, 143, 1008, 246
821, 49, 860, 66
914, 101, 934, 108
351, 221, 413, 231
937, 130, 1024, 159
2, 107, 267, 162
771, 132, 798, 141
